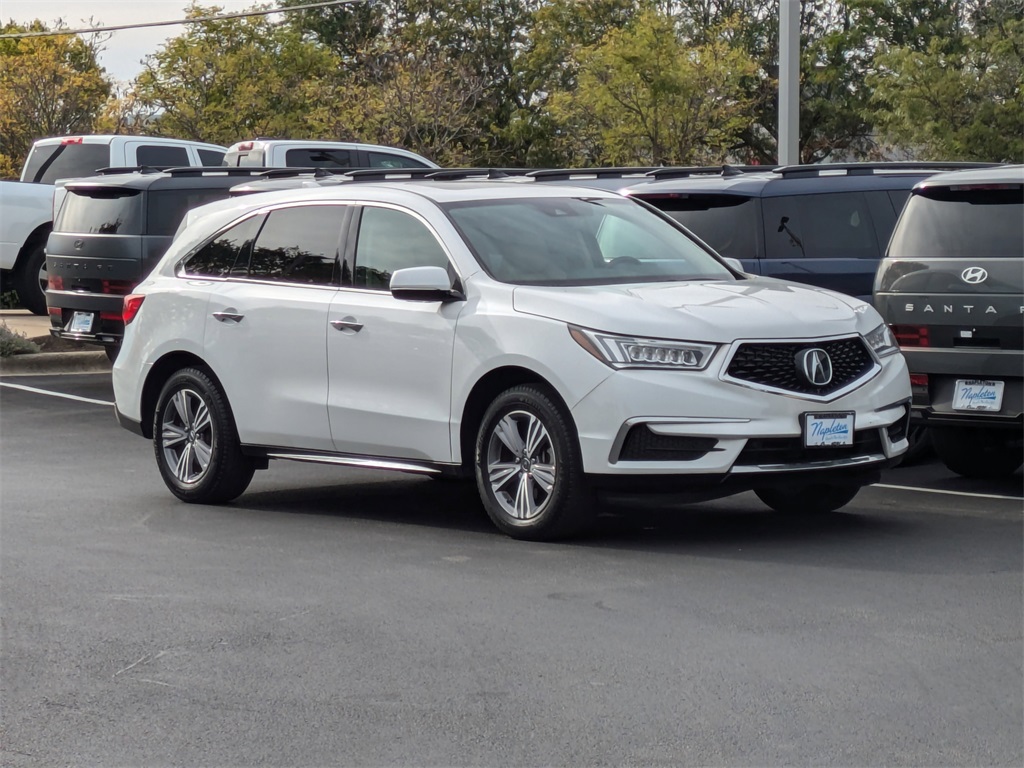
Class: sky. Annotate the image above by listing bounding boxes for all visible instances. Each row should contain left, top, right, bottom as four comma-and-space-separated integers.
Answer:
3, 1, 260, 83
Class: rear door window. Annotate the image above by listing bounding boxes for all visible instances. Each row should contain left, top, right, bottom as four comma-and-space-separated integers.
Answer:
22, 143, 110, 184
198, 149, 226, 166
367, 151, 429, 169
638, 194, 759, 259
55, 188, 143, 234
285, 148, 353, 168
248, 205, 344, 285
183, 215, 263, 277
763, 192, 879, 260
889, 185, 1023, 258
136, 145, 190, 168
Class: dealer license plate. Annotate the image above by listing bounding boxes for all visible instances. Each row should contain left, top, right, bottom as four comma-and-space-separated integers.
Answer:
952, 379, 1004, 412
69, 311, 95, 333
803, 412, 855, 448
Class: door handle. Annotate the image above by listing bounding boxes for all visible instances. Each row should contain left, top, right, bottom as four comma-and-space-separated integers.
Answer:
212, 311, 244, 323
330, 317, 363, 333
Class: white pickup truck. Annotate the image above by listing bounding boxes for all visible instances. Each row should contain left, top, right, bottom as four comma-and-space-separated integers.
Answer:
0, 135, 225, 314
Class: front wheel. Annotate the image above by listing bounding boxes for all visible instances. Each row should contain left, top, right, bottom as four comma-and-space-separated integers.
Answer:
475, 384, 594, 541
153, 367, 254, 504
755, 483, 861, 515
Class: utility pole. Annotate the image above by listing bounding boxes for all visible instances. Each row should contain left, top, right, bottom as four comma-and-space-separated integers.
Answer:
778, 0, 800, 165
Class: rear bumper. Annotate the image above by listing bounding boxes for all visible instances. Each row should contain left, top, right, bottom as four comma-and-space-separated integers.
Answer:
114, 403, 145, 437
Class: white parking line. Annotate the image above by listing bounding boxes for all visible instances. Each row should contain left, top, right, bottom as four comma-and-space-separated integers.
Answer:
0, 381, 114, 407
873, 483, 1022, 503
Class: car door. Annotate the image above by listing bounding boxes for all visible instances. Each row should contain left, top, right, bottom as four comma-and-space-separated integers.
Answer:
204, 203, 349, 451
327, 204, 463, 461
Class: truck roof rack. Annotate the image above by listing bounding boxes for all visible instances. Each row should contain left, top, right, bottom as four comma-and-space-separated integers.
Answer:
645, 164, 771, 180
773, 161, 1003, 178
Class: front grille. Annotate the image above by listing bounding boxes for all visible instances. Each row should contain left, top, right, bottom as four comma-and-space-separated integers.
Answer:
617, 426, 717, 462
726, 337, 874, 396
736, 429, 883, 466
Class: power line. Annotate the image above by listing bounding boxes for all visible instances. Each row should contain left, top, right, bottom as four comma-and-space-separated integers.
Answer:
0, 0, 366, 39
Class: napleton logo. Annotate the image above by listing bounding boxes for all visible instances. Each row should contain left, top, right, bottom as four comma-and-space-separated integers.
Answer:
796, 348, 833, 386
961, 267, 989, 284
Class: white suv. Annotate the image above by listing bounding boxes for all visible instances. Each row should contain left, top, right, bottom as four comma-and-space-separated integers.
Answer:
112, 180, 911, 540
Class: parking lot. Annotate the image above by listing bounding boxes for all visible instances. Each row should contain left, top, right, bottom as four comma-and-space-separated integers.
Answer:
1, 372, 1021, 766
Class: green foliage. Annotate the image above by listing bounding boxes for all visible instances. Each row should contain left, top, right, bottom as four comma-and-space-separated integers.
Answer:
0, 322, 41, 357
0, 290, 21, 309
131, 3, 339, 145
547, 10, 756, 165
0, 20, 111, 172
870, 16, 1024, 162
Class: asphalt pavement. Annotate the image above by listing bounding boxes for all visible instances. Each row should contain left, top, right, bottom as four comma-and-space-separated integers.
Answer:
1, 373, 1021, 767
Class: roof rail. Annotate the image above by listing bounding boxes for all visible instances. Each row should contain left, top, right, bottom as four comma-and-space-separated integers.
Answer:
161, 166, 285, 177
773, 161, 1002, 178
645, 164, 772, 180
527, 167, 659, 181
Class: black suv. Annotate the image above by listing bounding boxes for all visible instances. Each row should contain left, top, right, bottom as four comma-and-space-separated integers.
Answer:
874, 165, 1022, 479
46, 167, 274, 359
610, 162, 996, 301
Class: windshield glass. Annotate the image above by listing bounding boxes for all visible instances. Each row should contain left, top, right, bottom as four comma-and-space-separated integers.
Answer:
55, 188, 143, 234
889, 185, 1023, 258
23, 143, 110, 184
442, 196, 733, 286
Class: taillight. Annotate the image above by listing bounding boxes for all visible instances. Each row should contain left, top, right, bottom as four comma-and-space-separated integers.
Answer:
910, 374, 929, 387
48, 274, 64, 291
123, 294, 145, 325
101, 279, 135, 296
890, 324, 930, 347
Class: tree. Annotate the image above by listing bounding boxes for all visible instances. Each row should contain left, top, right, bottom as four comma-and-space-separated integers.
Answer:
547, 10, 756, 166
870, 16, 1023, 162
0, 20, 111, 176
130, 4, 338, 146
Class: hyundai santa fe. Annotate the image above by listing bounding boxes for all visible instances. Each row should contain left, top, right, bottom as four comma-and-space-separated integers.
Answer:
112, 180, 911, 540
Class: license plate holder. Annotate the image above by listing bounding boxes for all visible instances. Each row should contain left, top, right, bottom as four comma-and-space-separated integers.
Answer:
803, 412, 855, 448
952, 379, 1004, 412
69, 311, 95, 334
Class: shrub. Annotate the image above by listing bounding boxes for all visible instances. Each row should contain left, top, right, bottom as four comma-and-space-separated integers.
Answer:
0, 289, 21, 309
0, 322, 41, 356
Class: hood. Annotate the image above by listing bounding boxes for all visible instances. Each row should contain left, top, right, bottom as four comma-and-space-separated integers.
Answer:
512, 278, 876, 343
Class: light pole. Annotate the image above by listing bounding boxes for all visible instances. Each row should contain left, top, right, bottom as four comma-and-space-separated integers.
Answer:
778, 0, 800, 165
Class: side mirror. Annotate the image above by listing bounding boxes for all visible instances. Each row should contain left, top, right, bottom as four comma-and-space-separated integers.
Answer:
390, 266, 464, 302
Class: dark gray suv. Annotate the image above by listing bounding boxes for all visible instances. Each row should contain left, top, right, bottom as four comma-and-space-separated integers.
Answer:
873, 165, 1023, 479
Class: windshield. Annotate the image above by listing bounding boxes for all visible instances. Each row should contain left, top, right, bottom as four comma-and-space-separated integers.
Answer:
889, 185, 1023, 258
442, 196, 734, 286
55, 188, 143, 234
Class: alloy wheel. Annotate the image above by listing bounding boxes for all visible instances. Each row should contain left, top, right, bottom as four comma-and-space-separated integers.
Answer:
485, 410, 557, 520
160, 387, 214, 484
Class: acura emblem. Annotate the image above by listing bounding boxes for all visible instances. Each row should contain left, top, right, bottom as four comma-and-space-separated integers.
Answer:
961, 267, 988, 284
796, 348, 833, 387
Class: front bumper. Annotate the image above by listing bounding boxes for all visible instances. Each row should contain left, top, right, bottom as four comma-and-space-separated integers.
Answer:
570, 353, 910, 476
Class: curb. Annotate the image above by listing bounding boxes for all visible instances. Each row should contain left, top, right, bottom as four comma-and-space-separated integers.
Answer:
0, 351, 112, 376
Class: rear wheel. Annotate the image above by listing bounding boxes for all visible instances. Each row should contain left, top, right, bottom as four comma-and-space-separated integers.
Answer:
14, 241, 47, 316
932, 428, 1023, 479
153, 367, 254, 504
475, 384, 595, 541
755, 483, 862, 515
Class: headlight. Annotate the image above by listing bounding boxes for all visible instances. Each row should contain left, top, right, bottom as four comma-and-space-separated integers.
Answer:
865, 323, 899, 358
569, 326, 717, 370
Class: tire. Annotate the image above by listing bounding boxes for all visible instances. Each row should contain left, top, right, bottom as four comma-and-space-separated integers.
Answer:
153, 367, 255, 504
932, 428, 1023, 479
755, 483, 862, 515
474, 384, 595, 541
14, 241, 48, 316
894, 424, 933, 466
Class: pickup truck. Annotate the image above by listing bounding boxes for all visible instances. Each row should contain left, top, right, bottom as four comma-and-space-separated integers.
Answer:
0, 134, 225, 314
221, 139, 437, 170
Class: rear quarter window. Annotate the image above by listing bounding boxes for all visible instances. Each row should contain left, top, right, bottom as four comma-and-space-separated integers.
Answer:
285, 148, 353, 168
147, 189, 236, 236
136, 145, 190, 168
888, 185, 1023, 258
763, 192, 879, 260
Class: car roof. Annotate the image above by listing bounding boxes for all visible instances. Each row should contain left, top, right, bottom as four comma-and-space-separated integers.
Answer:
914, 164, 1023, 189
